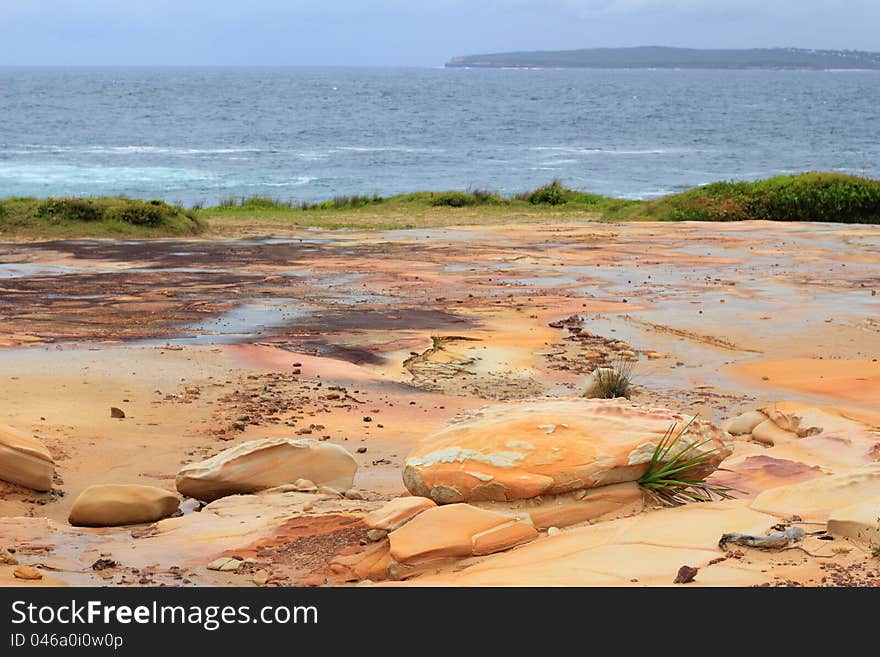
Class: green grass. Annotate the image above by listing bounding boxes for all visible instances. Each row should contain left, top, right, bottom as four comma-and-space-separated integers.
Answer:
585, 358, 634, 400
638, 418, 737, 506
0, 196, 205, 238
2, 173, 879, 238
607, 172, 880, 224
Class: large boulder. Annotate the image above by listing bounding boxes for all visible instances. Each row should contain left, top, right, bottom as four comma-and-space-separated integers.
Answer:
0, 425, 54, 492
68, 484, 180, 527
176, 438, 357, 502
403, 398, 730, 504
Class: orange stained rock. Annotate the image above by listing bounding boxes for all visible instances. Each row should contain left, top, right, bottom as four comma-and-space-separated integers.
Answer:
403, 397, 730, 503
0, 424, 55, 492
388, 503, 538, 563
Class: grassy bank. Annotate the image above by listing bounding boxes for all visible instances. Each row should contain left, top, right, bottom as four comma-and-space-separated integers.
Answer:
0, 197, 206, 238
2, 173, 878, 238
607, 172, 880, 224
202, 181, 636, 231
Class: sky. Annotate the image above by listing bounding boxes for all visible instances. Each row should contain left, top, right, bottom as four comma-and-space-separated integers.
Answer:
1, 0, 878, 66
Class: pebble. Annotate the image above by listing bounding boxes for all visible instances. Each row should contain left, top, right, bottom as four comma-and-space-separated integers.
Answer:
13, 565, 42, 581
207, 557, 242, 572
366, 529, 388, 542
673, 565, 698, 584
0, 547, 18, 565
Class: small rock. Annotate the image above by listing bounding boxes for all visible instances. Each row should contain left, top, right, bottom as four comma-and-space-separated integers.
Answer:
547, 526, 561, 537
362, 416, 372, 423
366, 529, 388, 542
207, 557, 242, 572
344, 488, 363, 500
673, 565, 698, 584
110, 407, 125, 419
0, 547, 18, 565
253, 570, 269, 586
13, 565, 42, 580
357, 447, 367, 454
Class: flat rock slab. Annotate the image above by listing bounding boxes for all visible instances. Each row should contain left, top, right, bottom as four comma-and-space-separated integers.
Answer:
68, 484, 180, 527
388, 503, 538, 563
751, 463, 880, 521
177, 437, 357, 502
472, 481, 644, 530
403, 397, 730, 503
412, 500, 777, 586
827, 497, 880, 545
0, 425, 54, 492
364, 496, 436, 532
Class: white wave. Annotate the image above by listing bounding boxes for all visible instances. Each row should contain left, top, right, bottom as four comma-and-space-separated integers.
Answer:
528, 146, 695, 156
334, 146, 446, 154
7, 145, 261, 156
0, 163, 218, 185
257, 177, 317, 187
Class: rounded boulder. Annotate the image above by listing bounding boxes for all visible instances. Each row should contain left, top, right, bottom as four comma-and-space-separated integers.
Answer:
403, 397, 730, 503
68, 484, 180, 527
176, 438, 357, 502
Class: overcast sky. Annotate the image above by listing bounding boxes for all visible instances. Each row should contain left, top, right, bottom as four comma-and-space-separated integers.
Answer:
2, 0, 878, 66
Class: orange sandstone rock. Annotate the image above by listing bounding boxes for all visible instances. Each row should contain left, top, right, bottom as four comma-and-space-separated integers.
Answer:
363, 496, 436, 531
388, 503, 538, 563
68, 484, 180, 527
0, 425, 54, 492
13, 565, 42, 581
403, 398, 730, 503
176, 438, 357, 502
751, 463, 880, 521
827, 497, 880, 546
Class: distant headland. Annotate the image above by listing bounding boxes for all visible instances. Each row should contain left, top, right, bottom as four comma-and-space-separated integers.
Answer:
445, 46, 880, 70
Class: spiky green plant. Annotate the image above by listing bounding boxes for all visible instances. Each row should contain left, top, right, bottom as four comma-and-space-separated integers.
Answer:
638, 417, 737, 506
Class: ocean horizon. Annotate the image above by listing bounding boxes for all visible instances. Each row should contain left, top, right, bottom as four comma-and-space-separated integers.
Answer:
2, 66, 879, 205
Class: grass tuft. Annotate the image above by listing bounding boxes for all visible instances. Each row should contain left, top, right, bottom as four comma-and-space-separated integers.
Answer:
638, 417, 737, 506
587, 358, 634, 399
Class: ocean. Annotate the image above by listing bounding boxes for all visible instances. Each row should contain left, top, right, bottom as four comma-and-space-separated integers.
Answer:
1, 67, 878, 205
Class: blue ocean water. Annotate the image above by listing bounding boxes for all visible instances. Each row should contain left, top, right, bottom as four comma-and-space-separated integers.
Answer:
1, 67, 878, 205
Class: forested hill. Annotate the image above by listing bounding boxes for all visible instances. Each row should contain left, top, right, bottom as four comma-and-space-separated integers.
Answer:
445, 46, 880, 70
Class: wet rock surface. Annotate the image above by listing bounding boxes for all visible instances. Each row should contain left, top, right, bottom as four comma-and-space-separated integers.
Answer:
1, 221, 879, 587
